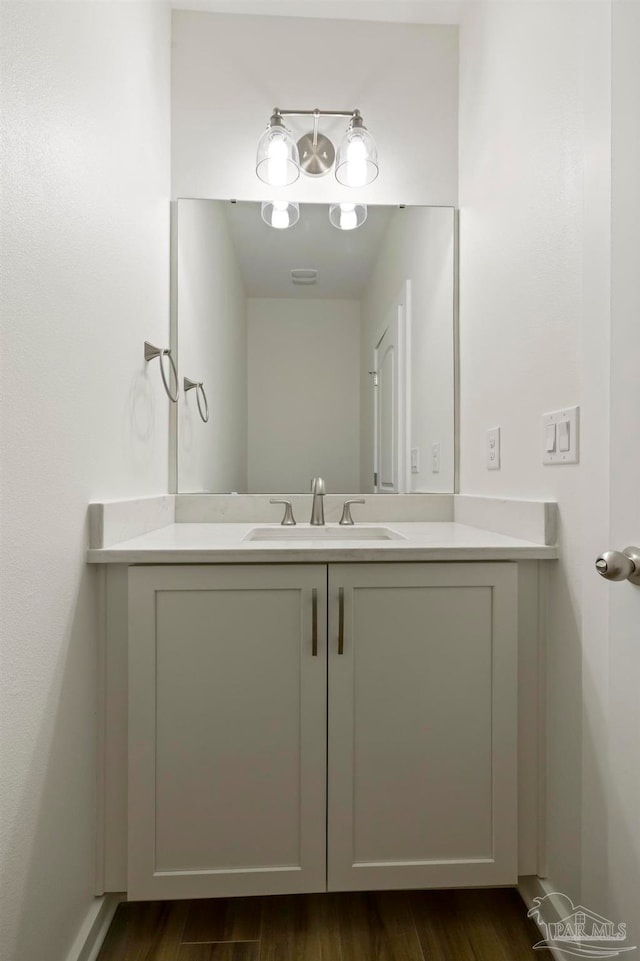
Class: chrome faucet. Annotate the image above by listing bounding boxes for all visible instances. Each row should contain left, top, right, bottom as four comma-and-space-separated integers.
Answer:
310, 477, 326, 525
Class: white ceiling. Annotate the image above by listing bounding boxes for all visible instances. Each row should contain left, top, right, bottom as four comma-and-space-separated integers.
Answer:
223, 201, 396, 299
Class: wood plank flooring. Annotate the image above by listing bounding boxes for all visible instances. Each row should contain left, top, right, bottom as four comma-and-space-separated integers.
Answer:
98, 889, 551, 961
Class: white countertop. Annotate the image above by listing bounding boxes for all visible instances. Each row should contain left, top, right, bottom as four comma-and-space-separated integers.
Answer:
87, 522, 558, 564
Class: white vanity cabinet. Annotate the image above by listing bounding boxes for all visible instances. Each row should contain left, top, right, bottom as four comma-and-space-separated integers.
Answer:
127, 564, 328, 900
327, 563, 518, 891
125, 561, 518, 900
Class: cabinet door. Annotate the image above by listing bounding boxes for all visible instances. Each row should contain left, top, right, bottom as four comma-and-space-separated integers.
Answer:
327, 562, 518, 891
128, 564, 327, 900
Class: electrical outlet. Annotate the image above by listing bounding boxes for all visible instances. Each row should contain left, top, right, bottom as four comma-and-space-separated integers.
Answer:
411, 448, 420, 473
487, 427, 501, 470
431, 443, 441, 473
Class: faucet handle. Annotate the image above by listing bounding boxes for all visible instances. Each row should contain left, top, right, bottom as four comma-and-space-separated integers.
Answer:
339, 499, 366, 526
270, 499, 296, 526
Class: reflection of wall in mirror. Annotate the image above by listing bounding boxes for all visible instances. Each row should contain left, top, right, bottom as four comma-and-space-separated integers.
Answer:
360, 208, 455, 493
247, 298, 361, 493
178, 200, 247, 493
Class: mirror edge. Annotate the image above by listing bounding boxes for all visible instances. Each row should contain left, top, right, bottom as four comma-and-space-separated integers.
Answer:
169, 199, 179, 495
453, 207, 460, 495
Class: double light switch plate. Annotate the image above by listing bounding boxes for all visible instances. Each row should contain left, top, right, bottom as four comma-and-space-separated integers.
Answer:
543, 406, 579, 464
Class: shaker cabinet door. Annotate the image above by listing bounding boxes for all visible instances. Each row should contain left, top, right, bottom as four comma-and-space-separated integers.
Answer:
127, 564, 327, 900
327, 562, 518, 891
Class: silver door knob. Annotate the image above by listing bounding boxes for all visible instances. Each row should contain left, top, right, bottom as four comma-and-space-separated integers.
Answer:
595, 547, 640, 585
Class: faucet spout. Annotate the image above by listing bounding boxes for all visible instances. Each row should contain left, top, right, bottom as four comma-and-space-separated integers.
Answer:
310, 477, 326, 525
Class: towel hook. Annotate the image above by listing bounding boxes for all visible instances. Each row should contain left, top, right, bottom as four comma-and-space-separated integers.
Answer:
184, 377, 209, 423
144, 342, 179, 403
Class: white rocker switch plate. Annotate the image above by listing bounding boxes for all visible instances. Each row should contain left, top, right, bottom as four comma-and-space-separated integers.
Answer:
543, 406, 579, 464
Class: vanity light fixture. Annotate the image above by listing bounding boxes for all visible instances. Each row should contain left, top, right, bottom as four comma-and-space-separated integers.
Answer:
261, 200, 300, 229
256, 108, 379, 186
329, 202, 367, 231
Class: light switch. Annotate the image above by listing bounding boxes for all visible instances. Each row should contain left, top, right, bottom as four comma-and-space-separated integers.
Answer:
431, 443, 440, 473
558, 420, 570, 452
545, 424, 557, 453
542, 406, 579, 464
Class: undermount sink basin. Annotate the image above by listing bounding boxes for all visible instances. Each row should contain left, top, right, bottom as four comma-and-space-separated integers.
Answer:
245, 525, 406, 542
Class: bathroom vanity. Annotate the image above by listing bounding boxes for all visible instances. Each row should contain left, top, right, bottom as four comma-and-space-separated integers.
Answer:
89, 495, 557, 902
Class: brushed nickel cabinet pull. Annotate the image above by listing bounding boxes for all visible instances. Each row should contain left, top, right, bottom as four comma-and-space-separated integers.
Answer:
338, 587, 345, 655
312, 588, 318, 656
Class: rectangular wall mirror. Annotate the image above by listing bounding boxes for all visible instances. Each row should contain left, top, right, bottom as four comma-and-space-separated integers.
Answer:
171, 199, 457, 494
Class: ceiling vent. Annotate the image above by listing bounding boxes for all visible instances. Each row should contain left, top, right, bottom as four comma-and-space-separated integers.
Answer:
291, 268, 318, 285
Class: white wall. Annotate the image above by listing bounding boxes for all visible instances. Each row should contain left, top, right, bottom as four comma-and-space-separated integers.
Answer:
576, 0, 613, 917
458, 0, 611, 903
0, 3, 171, 960
171, 10, 458, 206
360, 207, 455, 493
247, 298, 361, 492
595, 0, 640, 940
177, 200, 248, 492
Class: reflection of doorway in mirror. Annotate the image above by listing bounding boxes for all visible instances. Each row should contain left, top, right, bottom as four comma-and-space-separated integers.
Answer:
373, 283, 410, 493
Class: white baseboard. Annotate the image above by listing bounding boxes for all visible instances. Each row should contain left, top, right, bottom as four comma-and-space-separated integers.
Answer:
517, 875, 567, 961
64, 893, 123, 961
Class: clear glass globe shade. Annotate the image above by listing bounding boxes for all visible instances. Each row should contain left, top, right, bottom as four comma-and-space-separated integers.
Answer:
256, 126, 300, 187
329, 202, 367, 231
261, 200, 300, 229
335, 127, 378, 187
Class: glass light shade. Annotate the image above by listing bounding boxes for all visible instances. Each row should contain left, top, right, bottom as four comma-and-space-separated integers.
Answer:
329, 202, 367, 231
335, 125, 379, 187
256, 125, 300, 187
261, 200, 300, 230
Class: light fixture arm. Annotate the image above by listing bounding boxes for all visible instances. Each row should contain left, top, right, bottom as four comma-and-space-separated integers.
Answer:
271, 107, 360, 121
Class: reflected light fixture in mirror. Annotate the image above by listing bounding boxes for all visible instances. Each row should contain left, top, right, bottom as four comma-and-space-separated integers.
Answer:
261, 200, 300, 229
329, 202, 367, 231
256, 108, 379, 187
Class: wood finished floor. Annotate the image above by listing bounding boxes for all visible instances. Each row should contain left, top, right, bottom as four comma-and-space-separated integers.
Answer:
97, 889, 552, 961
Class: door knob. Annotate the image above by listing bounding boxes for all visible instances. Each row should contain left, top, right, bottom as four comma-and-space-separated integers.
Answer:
595, 547, 640, 585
